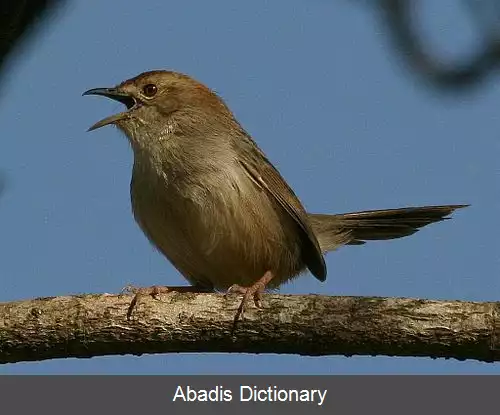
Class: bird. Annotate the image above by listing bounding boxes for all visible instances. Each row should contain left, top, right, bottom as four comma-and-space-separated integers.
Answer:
83, 70, 467, 322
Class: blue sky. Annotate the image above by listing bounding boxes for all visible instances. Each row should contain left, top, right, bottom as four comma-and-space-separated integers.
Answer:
0, 0, 499, 374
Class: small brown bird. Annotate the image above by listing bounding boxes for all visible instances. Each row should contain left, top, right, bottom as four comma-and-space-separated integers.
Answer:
83, 70, 467, 321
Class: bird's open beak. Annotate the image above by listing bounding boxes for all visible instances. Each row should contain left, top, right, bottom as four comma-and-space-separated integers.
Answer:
83, 87, 136, 131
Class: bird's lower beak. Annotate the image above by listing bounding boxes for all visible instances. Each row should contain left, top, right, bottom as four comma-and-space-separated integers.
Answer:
83, 87, 136, 131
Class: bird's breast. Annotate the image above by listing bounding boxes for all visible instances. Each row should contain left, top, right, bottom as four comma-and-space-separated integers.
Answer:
130, 152, 305, 289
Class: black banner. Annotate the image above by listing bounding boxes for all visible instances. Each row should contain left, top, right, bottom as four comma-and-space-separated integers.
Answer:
0, 375, 497, 414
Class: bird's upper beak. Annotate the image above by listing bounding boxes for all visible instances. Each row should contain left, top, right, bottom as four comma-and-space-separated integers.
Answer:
82, 87, 137, 131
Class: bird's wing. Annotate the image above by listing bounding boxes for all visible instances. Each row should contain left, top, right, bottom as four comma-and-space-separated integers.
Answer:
236, 136, 327, 281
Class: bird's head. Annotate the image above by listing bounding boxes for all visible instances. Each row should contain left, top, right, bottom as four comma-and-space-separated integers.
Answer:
83, 70, 237, 144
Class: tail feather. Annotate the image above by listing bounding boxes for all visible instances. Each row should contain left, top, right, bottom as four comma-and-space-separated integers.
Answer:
308, 204, 468, 252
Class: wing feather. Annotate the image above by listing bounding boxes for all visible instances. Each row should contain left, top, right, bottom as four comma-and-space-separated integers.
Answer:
237, 139, 326, 281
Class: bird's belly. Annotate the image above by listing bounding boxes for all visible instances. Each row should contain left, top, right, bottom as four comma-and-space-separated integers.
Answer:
130, 170, 305, 290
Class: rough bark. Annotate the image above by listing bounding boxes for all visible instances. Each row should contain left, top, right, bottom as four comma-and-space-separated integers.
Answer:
0, 292, 498, 364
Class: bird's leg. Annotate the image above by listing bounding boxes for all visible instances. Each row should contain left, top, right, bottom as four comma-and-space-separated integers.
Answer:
122, 284, 213, 320
226, 270, 275, 322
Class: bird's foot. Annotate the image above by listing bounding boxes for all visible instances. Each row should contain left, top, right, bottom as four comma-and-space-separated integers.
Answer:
225, 270, 274, 323
122, 284, 211, 320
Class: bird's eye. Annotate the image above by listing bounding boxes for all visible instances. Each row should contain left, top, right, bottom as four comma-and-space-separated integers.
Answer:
142, 84, 157, 97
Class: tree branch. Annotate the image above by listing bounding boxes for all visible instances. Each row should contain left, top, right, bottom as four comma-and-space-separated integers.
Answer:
0, 292, 498, 364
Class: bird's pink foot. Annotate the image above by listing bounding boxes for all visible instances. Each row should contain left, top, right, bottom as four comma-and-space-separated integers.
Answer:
225, 270, 274, 322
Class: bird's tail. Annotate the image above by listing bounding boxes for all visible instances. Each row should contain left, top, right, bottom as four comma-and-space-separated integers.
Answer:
308, 204, 468, 253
